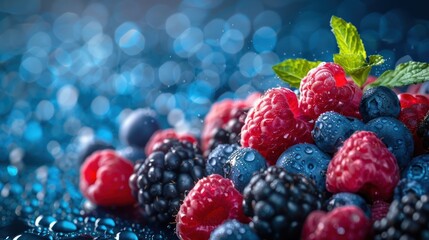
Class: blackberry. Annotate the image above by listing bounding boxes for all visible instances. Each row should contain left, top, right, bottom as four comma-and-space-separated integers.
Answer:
417, 113, 429, 150
129, 139, 206, 224
374, 193, 429, 240
206, 108, 249, 155
242, 166, 322, 240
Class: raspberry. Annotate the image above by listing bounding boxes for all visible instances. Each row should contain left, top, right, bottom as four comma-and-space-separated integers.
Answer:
299, 62, 363, 120
243, 166, 322, 240
276, 143, 331, 194
144, 129, 198, 156
302, 206, 371, 240
80, 150, 135, 206
176, 174, 249, 240
326, 131, 400, 202
359, 86, 400, 122
201, 93, 260, 156
129, 139, 205, 224
371, 200, 390, 222
373, 194, 429, 240
398, 93, 429, 154
324, 192, 371, 219
241, 87, 313, 165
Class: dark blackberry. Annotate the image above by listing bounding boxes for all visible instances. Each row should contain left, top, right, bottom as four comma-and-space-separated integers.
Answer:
242, 166, 322, 240
374, 193, 429, 240
206, 108, 249, 155
417, 113, 429, 150
129, 139, 206, 224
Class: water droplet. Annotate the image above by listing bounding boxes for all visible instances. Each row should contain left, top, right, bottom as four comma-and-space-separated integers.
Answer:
295, 154, 302, 160
304, 147, 313, 154
49, 220, 77, 233
244, 152, 255, 162
209, 158, 217, 166
308, 163, 314, 170
337, 227, 345, 235
35, 215, 56, 227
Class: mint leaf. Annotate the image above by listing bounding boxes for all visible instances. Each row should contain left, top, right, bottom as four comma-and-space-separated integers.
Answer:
368, 61, 429, 88
272, 59, 321, 88
330, 16, 384, 87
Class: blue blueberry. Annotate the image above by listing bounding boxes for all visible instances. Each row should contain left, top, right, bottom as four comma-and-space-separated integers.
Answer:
210, 220, 260, 240
402, 154, 429, 184
394, 178, 429, 200
365, 117, 414, 169
324, 192, 371, 219
119, 108, 160, 148
78, 139, 114, 164
347, 117, 365, 132
276, 143, 331, 193
206, 144, 240, 177
117, 146, 146, 163
359, 86, 400, 122
312, 111, 355, 154
226, 147, 267, 193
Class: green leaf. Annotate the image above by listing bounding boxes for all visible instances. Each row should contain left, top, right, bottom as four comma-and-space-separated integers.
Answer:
330, 16, 366, 58
330, 16, 385, 87
368, 61, 429, 88
272, 59, 322, 88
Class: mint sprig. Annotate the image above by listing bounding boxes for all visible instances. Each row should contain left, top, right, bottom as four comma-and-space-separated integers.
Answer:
368, 61, 429, 88
272, 59, 321, 88
330, 16, 384, 87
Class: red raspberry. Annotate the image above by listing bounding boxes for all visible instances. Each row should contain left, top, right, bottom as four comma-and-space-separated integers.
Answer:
80, 150, 135, 206
371, 200, 390, 223
326, 131, 400, 202
241, 87, 313, 165
302, 206, 371, 240
201, 93, 260, 155
144, 128, 198, 155
176, 174, 249, 240
299, 62, 363, 120
398, 93, 429, 154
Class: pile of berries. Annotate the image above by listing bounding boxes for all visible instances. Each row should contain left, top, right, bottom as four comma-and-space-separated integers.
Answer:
78, 17, 429, 240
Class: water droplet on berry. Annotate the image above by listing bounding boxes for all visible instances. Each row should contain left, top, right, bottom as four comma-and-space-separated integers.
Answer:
35, 215, 56, 227
295, 154, 302, 160
337, 227, 345, 235
209, 158, 217, 166
304, 147, 313, 154
244, 152, 255, 162
307, 164, 314, 170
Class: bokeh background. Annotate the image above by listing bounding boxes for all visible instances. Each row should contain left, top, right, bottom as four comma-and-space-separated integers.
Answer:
1, 0, 428, 166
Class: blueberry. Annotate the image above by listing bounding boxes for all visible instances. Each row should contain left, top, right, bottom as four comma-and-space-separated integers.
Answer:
119, 108, 160, 148
118, 146, 146, 163
225, 147, 267, 193
359, 86, 400, 122
365, 117, 414, 169
276, 143, 331, 193
402, 154, 429, 184
78, 139, 114, 164
394, 178, 429, 200
347, 117, 365, 132
324, 192, 371, 219
209, 220, 260, 240
312, 111, 355, 154
206, 144, 240, 177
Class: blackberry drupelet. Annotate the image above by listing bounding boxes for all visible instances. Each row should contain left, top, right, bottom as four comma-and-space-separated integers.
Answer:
206, 108, 249, 155
242, 166, 322, 240
129, 139, 206, 224
374, 193, 429, 240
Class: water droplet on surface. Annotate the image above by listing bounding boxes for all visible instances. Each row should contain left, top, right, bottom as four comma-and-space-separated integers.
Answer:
49, 220, 77, 233
115, 230, 139, 240
35, 215, 56, 227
